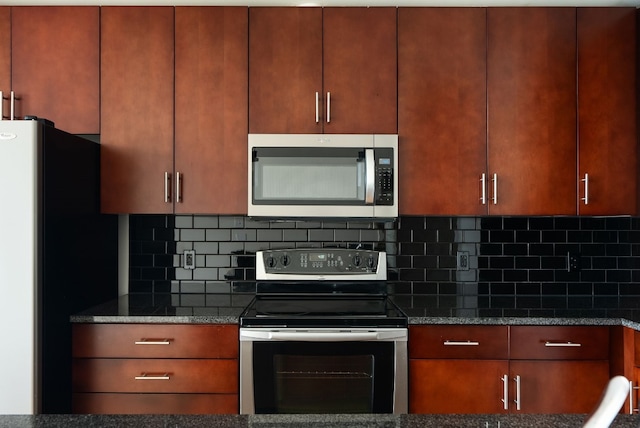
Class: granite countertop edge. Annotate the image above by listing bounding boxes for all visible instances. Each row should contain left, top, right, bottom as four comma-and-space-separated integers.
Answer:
70, 313, 640, 332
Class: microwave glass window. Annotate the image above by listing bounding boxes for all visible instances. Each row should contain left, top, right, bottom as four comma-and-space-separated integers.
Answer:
253, 149, 366, 203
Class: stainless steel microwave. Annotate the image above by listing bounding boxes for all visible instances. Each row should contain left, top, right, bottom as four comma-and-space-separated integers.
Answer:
248, 134, 398, 219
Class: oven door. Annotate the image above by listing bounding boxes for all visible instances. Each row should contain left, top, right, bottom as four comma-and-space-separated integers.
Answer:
239, 328, 407, 415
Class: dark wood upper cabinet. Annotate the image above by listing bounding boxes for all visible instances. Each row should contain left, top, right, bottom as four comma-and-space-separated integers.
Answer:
0, 7, 9, 104
175, 7, 248, 215
249, 7, 322, 134
398, 8, 487, 215
11, 6, 99, 134
249, 7, 396, 134
577, 8, 637, 216
322, 7, 397, 134
100, 6, 175, 214
487, 7, 577, 215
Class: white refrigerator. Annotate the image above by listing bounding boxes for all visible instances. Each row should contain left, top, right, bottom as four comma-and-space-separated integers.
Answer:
0, 120, 117, 414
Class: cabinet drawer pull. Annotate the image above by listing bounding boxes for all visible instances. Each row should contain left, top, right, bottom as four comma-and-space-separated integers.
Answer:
134, 372, 170, 380
443, 340, 480, 346
480, 173, 487, 205
326, 91, 331, 123
315, 92, 319, 123
514, 375, 521, 410
544, 341, 581, 347
134, 338, 172, 345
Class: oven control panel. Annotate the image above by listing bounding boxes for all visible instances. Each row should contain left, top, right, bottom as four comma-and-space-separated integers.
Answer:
258, 248, 384, 276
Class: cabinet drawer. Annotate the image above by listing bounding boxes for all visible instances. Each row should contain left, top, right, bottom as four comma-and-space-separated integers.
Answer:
510, 326, 609, 360
72, 324, 238, 358
73, 359, 238, 393
409, 325, 509, 359
73, 392, 238, 414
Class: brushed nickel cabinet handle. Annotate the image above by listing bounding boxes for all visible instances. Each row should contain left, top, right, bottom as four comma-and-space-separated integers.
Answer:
544, 341, 581, 347
501, 374, 509, 410
134, 338, 172, 345
176, 172, 182, 203
443, 340, 480, 346
492, 173, 498, 205
134, 372, 170, 380
326, 91, 331, 123
581, 173, 589, 205
480, 173, 487, 205
315, 92, 319, 123
164, 172, 171, 203
514, 375, 521, 410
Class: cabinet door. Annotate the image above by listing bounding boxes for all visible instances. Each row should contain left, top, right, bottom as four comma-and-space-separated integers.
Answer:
577, 8, 637, 216
398, 8, 487, 215
323, 7, 397, 134
175, 7, 248, 214
100, 7, 174, 214
0, 7, 10, 99
509, 360, 609, 413
410, 359, 509, 414
11, 7, 99, 134
248, 7, 322, 134
487, 8, 577, 215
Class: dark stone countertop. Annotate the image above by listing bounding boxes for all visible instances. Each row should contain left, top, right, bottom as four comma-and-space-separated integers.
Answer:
0, 414, 638, 428
71, 293, 640, 332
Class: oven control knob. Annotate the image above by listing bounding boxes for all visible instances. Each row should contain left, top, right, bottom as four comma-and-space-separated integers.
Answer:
352, 254, 361, 267
266, 256, 277, 268
367, 256, 376, 269
281, 254, 291, 266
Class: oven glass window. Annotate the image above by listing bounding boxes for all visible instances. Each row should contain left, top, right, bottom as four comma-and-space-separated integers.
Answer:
274, 354, 374, 413
253, 341, 394, 414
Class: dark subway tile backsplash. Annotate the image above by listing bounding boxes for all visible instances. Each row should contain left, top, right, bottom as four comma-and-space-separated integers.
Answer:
129, 214, 640, 318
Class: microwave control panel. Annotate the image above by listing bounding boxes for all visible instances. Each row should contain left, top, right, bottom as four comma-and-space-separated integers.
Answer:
260, 248, 381, 274
375, 148, 394, 206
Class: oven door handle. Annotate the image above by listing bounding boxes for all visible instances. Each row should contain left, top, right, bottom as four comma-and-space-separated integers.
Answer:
240, 330, 406, 342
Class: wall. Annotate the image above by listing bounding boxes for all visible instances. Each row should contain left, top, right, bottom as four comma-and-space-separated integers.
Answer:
129, 214, 640, 318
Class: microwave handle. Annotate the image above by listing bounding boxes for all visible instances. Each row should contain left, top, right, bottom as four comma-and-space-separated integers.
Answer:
365, 149, 375, 204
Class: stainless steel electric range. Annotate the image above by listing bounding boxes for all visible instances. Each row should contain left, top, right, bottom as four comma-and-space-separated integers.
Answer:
239, 248, 408, 415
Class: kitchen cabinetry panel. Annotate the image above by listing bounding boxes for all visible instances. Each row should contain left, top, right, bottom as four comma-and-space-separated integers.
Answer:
410, 359, 508, 414
409, 325, 611, 414
0, 7, 9, 102
409, 324, 508, 359
249, 7, 322, 134
72, 393, 237, 415
73, 392, 236, 414
72, 323, 239, 414
11, 7, 99, 134
249, 7, 396, 134
577, 7, 637, 215
510, 326, 609, 360
73, 358, 238, 393
100, 6, 174, 214
175, 6, 248, 214
398, 8, 487, 215
509, 360, 609, 414
322, 7, 397, 134
72, 324, 238, 359
487, 7, 577, 215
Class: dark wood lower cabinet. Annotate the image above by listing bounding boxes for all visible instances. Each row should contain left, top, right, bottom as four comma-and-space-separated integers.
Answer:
72, 393, 237, 414
410, 359, 509, 414
72, 324, 239, 414
409, 325, 612, 414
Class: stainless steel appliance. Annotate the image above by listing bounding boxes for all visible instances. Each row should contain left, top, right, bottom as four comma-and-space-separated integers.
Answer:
248, 134, 398, 219
240, 248, 408, 414
0, 119, 117, 414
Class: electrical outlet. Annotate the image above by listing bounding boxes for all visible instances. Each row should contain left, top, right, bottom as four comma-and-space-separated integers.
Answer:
567, 252, 580, 272
184, 250, 195, 270
457, 251, 470, 271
